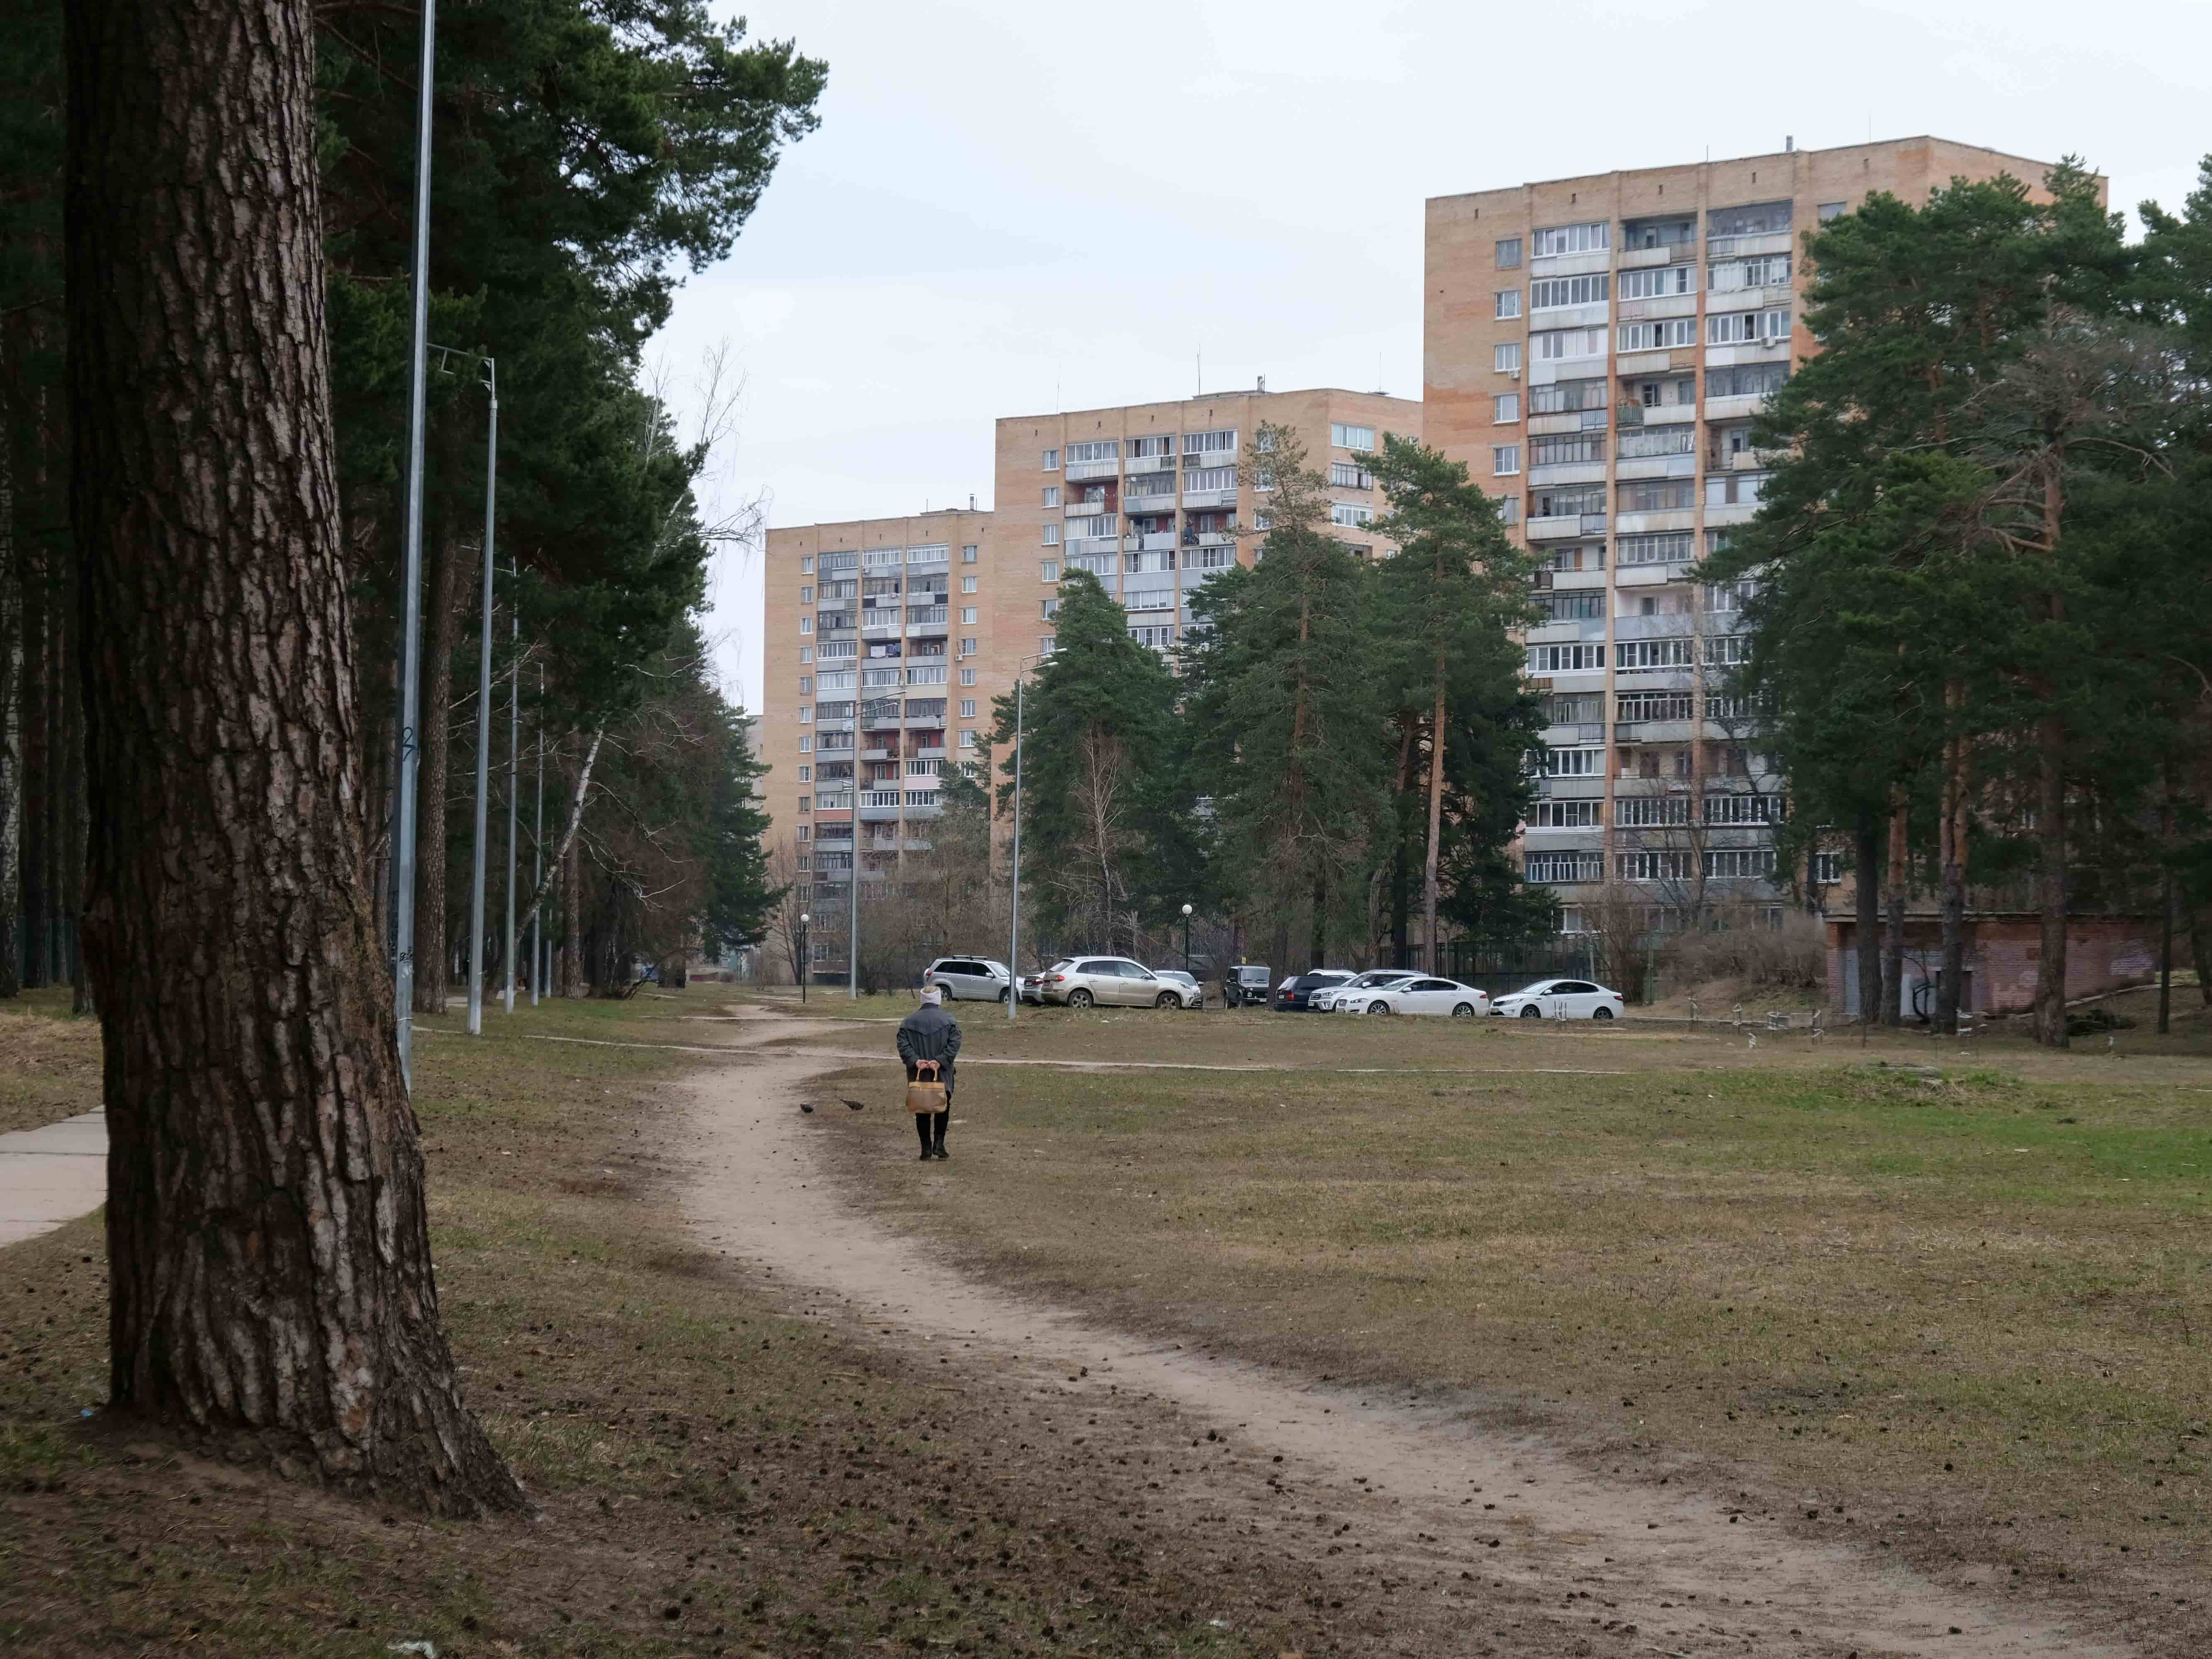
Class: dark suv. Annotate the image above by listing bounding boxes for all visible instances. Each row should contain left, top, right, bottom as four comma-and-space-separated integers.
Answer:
1277, 970, 1353, 1012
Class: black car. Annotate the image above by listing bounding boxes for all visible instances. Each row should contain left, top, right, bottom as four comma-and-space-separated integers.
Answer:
1277, 970, 1353, 1011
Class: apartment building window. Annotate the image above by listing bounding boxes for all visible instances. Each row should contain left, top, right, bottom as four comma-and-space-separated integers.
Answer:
1039, 635, 1055, 654
1814, 850, 1843, 883
1705, 792, 1783, 825
1617, 796, 1690, 827
1530, 434, 1601, 467
798, 705, 812, 723
1186, 465, 1236, 493
1533, 484, 1606, 519
1618, 265, 1692, 299
1709, 201, 1792, 240
1705, 634, 1750, 667
1533, 326, 1606, 360
1619, 479, 1695, 513
1616, 429, 1694, 464
1042, 486, 1061, 507
1818, 201, 1848, 224
1328, 461, 1372, 488
1330, 502, 1374, 527
1067, 439, 1119, 464
1185, 428, 1238, 457
957, 699, 976, 720
1708, 309, 1791, 345
1529, 274, 1609, 309
1703, 848, 1777, 880
959, 668, 976, 686
1707, 361, 1789, 400
1493, 392, 1520, 424
1487, 341, 1523, 377
1535, 800, 1600, 827
1615, 638, 1694, 671
1494, 235, 1524, 268
907, 666, 949, 687
959, 638, 977, 655
1618, 851, 1692, 883
1526, 850, 1601, 884
1618, 532, 1693, 567
816, 640, 856, 661
795, 765, 812, 784
1528, 644, 1605, 673
798, 796, 810, 814
798, 674, 813, 695
1327, 423, 1375, 452
908, 543, 950, 567
1711, 254, 1791, 290
799, 646, 814, 664
1541, 745, 1602, 776
799, 556, 816, 576
1704, 580, 1755, 613
959, 606, 978, 625
1129, 624, 1175, 649
820, 550, 859, 572
1042, 448, 1059, 469
1528, 379, 1604, 414
1550, 692, 1601, 724
1185, 543, 1235, 569
1492, 445, 1521, 476
1533, 221, 1608, 257
862, 547, 901, 570
963, 545, 978, 563
1494, 289, 1521, 320
1707, 472, 1770, 507
798, 735, 813, 755
796, 823, 810, 842
799, 584, 814, 603
1535, 591, 1604, 622
1041, 598, 1060, 619
1039, 560, 1059, 581
799, 615, 813, 635
1042, 524, 1060, 546
1618, 318, 1696, 353
1618, 690, 1693, 721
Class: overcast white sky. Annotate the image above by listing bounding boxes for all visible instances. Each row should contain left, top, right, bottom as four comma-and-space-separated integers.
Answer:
655, 0, 2212, 716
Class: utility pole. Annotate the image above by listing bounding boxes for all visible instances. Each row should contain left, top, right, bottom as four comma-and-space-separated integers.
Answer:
530, 663, 544, 1005
462, 355, 497, 1036
847, 817, 861, 1000
503, 553, 519, 1014
390, 0, 439, 1087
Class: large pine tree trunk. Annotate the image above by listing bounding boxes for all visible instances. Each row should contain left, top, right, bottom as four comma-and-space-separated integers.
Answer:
2031, 713, 2069, 1048
0, 525, 19, 999
1881, 791, 1908, 1027
66, 0, 523, 1514
1422, 676, 1445, 976
19, 539, 50, 988
1854, 815, 1882, 1025
412, 528, 464, 1013
1935, 703, 1967, 1035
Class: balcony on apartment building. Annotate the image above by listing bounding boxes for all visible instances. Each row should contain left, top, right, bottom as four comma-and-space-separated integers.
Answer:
1065, 455, 1120, 482
1527, 513, 1608, 541
905, 604, 948, 632
1123, 530, 1177, 553
1123, 475, 1178, 511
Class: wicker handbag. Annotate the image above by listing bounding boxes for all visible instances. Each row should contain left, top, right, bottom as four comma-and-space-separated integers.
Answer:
905, 1059, 947, 1116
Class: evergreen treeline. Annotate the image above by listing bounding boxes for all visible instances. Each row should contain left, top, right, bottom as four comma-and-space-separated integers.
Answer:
1707, 158, 2212, 1046
0, 0, 813, 1001
979, 424, 1549, 975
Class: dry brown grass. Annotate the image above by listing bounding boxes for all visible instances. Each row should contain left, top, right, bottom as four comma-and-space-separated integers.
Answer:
0, 988, 101, 1136
813, 1014, 2212, 1651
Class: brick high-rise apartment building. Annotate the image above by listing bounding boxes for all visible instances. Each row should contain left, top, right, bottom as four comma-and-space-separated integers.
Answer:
1423, 136, 2087, 934
759, 389, 1418, 974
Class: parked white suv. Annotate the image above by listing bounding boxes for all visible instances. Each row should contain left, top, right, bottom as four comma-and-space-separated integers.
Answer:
921, 957, 1013, 1003
1037, 957, 1186, 1009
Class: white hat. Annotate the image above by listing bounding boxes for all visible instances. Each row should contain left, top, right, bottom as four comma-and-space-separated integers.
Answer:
920, 986, 943, 1005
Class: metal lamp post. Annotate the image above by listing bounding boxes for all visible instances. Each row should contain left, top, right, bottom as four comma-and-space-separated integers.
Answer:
1006, 652, 1043, 1023
503, 553, 519, 1014
1182, 902, 1193, 973
798, 913, 810, 1004
390, 0, 440, 1088
455, 352, 497, 1037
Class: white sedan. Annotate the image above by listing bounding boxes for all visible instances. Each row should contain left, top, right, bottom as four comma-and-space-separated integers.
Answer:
1489, 978, 1625, 1020
1351, 977, 1490, 1017
1313, 969, 1420, 1011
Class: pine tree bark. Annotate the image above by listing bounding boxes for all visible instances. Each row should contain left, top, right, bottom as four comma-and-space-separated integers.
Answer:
0, 517, 19, 999
1882, 791, 1909, 1027
66, 0, 523, 1513
19, 538, 50, 988
1854, 815, 1882, 1024
2031, 710, 2070, 1048
1935, 694, 1968, 1035
412, 527, 465, 1013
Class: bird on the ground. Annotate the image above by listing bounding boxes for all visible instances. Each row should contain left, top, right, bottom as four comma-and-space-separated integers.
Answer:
842, 1099, 867, 1112
798, 1102, 815, 1114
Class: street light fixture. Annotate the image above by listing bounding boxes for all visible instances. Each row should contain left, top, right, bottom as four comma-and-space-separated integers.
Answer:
1182, 902, 1193, 975
798, 912, 810, 1005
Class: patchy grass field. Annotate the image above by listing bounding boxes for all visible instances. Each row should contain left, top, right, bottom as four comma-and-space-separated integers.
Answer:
813, 1007, 2212, 1641
0, 987, 100, 1136
0, 988, 1436, 1658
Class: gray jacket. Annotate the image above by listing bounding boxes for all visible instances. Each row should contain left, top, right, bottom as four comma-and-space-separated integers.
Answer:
897, 1002, 961, 1090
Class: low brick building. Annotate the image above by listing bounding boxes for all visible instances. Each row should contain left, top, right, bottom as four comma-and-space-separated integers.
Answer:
1825, 912, 2166, 1021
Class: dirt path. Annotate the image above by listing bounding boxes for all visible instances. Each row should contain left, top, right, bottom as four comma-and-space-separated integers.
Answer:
677, 1008, 2132, 1658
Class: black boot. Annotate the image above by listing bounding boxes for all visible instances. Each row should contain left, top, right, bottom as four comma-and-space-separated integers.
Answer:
930, 1110, 949, 1159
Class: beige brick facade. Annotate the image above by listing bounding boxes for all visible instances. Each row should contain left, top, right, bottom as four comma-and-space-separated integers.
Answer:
1424, 137, 2099, 929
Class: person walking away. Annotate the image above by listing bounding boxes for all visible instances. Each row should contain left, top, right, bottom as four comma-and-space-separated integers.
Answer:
898, 986, 961, 1160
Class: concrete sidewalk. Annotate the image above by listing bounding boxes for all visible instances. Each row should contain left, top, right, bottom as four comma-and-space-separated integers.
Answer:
0, 1111, 107, 1248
